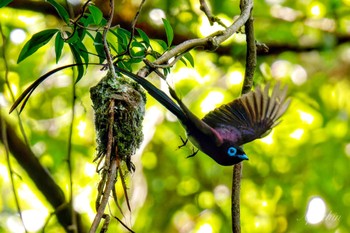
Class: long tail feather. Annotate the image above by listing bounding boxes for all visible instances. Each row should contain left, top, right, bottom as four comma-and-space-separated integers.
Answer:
114, 67, 188, 123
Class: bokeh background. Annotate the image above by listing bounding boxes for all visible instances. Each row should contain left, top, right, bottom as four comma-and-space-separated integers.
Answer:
0, 0, 350, 232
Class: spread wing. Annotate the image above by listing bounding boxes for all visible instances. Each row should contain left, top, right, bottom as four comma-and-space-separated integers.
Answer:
202, 83, 291, 145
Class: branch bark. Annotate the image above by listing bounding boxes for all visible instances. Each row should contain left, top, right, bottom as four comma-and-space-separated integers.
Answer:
0, 116, 85, 232
232, 0, 255, 232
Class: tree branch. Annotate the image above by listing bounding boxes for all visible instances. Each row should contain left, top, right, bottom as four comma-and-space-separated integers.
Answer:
232, 0, 255, 232
0, 116, 85, 233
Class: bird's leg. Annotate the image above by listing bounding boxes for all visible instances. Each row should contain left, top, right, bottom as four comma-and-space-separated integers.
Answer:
178, 136, 189, 149
187, 148, 199, 158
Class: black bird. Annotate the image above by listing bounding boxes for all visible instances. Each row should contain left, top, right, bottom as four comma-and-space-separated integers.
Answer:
115, 67, 290, 165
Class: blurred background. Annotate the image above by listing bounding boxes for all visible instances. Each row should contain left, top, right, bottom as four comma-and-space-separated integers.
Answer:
0, 0, 349, 232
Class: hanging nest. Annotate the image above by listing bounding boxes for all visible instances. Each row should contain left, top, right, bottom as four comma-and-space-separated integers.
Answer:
90, 72, 146, 172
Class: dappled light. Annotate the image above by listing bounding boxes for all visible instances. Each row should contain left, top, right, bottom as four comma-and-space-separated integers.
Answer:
1, 0, 350, 232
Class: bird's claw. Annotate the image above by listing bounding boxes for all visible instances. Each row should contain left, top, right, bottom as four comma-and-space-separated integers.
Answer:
187, 148, 199, 158
178, 136, 188, 149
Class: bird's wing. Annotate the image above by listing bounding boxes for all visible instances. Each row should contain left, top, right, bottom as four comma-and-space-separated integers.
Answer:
202, 83, 291, 145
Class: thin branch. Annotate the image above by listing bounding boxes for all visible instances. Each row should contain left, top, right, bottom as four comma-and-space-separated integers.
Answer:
231, 0, 255, 232
0, 23, 28, 233
1, 114, 27, 233
199, 0, 227, 27
0, 117, 84, 232
149, 0, 253, 68
90, 100, 117, 233
241, 5, 256, 94
126, 0, 147, 52
90, 160, 118, 232
103, 0, 116, 76
67, 71, 77, 233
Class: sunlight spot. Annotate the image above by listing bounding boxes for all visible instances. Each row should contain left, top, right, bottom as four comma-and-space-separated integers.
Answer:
7, 216, 25, 233
197, 223, 213, 233
298, 110, 314, 124
290, 129, 304, 140
270, 5, 302, 22
198, 191, 215, 209
260, 131, 274, 145
200, 91, 224, 114
7, 209, 48, 233
77, 120, 87, 137
18, 15, 37, 25
309, 1, 326, 18
0, 164, 9, 182
306, 197, 326, 224
149, 9, 166, 25
271, 60, 291, 79
10, 29, 26, 44
344, 143, 350, 157
310, 5, 321, 16
173, 68, 203, 83
227, 71, 244, 85
67, 0, 80, 5
0, 93, 7, 106
262, 201, 268, 207
22, 209, 48, 231
74, 186, 94, 215
199, 15, 230, 37
291, 65, 307, 85
10, 83, 18, 96
255, 221, 260, 228
214, 185, 230, 203
84, 163, 96, 177
32, 141, 46, 155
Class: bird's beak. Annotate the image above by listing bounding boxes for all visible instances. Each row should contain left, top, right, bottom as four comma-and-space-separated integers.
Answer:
239, 154, 249, 160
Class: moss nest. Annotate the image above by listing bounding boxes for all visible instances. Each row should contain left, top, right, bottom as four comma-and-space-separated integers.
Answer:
90, 72, 146, 171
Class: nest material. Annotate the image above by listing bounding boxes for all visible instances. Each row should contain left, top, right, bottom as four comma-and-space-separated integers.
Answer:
90, 72, 146, 171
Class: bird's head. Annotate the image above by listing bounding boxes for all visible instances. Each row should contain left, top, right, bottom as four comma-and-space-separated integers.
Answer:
210, 144, 248, 166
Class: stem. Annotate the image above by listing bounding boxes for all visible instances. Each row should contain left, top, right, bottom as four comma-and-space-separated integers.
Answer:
231, 0, 255, 232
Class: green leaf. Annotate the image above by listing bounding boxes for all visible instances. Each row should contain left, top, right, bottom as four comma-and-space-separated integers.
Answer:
183, 52, 194, 67
110, 28, 131, 52
0, 0, 13, 8
162, 18, 173, 47
136, 28, 150, 48
17, 29, 58, 63
94, 32, 106, 63
54, 32, 64, 63
155, 39, 168, 51
69, 44, 85, 83
79, 14, 95, 27
65, 30, 80, 43
46, 0, 70, 24
74, 41, 89, 67
88, 5, 103, 25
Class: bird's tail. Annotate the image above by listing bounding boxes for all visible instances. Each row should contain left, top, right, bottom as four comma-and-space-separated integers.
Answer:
114, 66, 188, 123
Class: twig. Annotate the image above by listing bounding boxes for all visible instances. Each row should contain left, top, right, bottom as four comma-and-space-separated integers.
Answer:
149, 0, 253, 67
126, 0, 147, 52
231, 0, 255, 232
89, 100, 117, 232
199, 0, 227, 27
67, 69, 77, 233
103, 0, 116, 76
89, 160, 118, 232
0, 23, 28, 233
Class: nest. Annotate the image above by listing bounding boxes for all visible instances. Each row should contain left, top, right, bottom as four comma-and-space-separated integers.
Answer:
90, 72, 146, 172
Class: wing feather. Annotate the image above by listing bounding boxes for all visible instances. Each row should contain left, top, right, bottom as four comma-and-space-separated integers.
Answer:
202, 83, 290, 145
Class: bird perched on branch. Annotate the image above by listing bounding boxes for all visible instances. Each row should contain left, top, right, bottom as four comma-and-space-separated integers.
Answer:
115, 67, 290, 166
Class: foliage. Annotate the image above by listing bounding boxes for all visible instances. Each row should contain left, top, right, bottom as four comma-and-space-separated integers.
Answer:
0, 0, 350, 233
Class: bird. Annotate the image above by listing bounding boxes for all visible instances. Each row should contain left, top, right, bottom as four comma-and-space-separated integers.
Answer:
114, 66, 291, 166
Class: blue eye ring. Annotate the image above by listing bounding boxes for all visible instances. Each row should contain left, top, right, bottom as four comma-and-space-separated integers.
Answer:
227, 147, 237, 156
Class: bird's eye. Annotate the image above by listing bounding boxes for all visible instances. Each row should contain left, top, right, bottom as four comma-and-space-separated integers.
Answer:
227, 147, 237, 156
